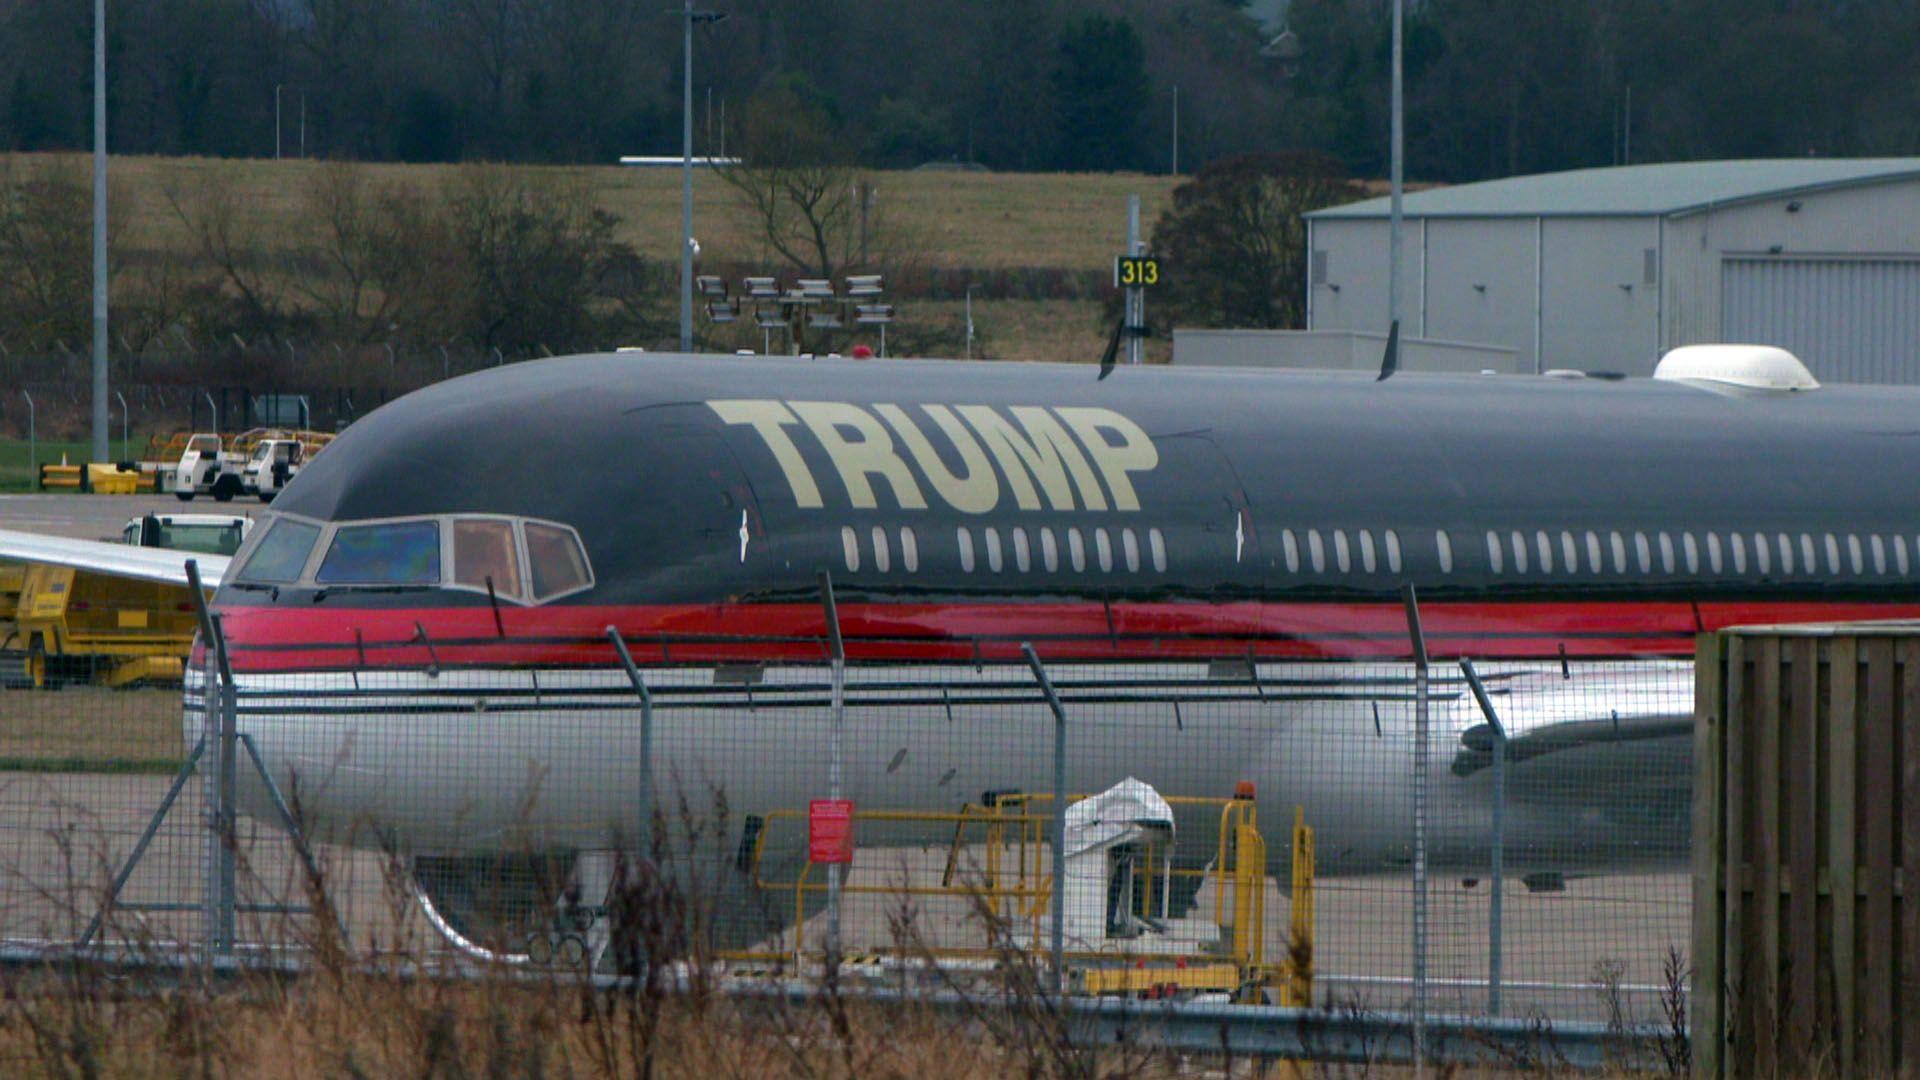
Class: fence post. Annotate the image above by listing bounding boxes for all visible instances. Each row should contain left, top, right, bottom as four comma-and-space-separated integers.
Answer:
818, 571, 846, 977
605, 627, 655, 845
1022, 642, 1069, 998
1402, 585, 1430, 1072
1460, 658, 1507, 1017
21, 391, 33, 485
184, 560, 238, 955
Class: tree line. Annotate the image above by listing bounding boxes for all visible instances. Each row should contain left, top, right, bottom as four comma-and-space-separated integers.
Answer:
4, 1, 1917, 182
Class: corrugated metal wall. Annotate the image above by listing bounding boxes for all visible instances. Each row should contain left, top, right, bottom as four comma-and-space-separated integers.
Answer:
1720, 257, 1920, 384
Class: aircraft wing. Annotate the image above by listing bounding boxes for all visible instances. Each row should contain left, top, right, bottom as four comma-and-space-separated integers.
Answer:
1447, 662, 1693, 778
1451, 714, 1691, 777
0, 528, 228, 590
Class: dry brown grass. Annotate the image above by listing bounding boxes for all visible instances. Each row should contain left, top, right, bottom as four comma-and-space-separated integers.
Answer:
7, 153, 1182, 274
0, 971, 1191, 1079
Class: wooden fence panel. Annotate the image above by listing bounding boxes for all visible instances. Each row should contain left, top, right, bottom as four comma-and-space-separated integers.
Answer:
1695, 626, 1920, 1078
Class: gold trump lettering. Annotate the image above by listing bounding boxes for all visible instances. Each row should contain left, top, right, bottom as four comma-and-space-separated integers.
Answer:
708, 399, 1159, 513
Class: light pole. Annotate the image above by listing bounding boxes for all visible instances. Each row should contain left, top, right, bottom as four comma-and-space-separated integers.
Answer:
91, 0, 109, 465
964, 285, 979, 359
676, 2, 727, 353
1389, 0, 1405, 337
275, 83, 283, 160
21, 391, 34, 485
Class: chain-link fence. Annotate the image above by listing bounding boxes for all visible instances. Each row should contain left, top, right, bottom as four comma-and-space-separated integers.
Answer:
0, 594, 1695, 1046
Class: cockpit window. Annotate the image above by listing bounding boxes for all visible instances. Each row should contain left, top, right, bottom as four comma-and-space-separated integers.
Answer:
235, 519, 320, 583
453, 519, 523, 599
525, 522, 591, 600
316, 520, 441, 585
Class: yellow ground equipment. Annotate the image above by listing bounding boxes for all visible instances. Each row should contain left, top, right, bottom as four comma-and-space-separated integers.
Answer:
36, 463, 84, 491
0, 562, 200, 688
738, 784, 1315, 1004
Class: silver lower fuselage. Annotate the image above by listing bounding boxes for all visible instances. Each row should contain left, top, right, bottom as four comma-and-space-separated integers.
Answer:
183, 659, 1694, 877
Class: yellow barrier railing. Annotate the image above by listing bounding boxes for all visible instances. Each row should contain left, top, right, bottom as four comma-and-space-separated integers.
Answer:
738, 788, 1315, 1004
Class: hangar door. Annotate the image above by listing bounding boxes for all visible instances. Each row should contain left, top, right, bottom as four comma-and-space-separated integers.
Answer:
1721, 257, 1920, 384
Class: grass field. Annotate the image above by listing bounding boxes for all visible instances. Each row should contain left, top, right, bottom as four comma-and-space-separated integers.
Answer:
12, 153, 1183, 274
0, 438, 92, 492
0, 435, 173, 491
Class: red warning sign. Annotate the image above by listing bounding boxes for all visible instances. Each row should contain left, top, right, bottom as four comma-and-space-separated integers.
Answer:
808, 799, 855, 864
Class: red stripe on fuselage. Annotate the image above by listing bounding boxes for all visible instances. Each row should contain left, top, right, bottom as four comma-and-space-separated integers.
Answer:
207, 599, 1920, 672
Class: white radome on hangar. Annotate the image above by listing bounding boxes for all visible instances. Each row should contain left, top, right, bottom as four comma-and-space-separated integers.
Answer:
1301, 159, 1920, 383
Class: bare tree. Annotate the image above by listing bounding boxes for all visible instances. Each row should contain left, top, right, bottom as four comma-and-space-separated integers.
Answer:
164, 167, 287, 335
719, 80, 868, 281
1146, 151, 1364, 332
297, 161, 433, 342
434, 165, 624, 353
0, 158, 92, 349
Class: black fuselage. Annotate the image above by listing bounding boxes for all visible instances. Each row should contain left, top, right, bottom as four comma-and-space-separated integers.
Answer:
213, 353, 1920, 667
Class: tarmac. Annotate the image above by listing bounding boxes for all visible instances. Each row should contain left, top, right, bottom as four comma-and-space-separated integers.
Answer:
0, 492, 256, 540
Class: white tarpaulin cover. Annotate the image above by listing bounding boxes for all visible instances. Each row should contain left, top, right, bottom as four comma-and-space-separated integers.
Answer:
1061, 777, 1174, 944
1064, 776, 1174, 856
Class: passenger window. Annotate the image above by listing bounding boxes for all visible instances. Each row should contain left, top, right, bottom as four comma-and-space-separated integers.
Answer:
1634, 532, 1652, 573
1658, 532, 1675, 574
235, 518, 321, 583
957, 528, 975, 573
872, 526, 891, 573
1610, 532, 1627, 573
985, 527, 1004, 573
1730, 532, 1746, 574
1896, 536, 1909, 576
1560, 531, 1577, 572
1821, 534, 1838, 574
1308, 530, 1326, 573
1485, 532, 1503, 574
1068, 528, 1086, 572
901, 527, 919, 572
1777, 534, 1794, 574
525, 523, 591, 600
1385, 530, 1402, 573
1847, 534, 1863, 575
1584, 531, 1602, 573
1149, 528, 1167, 572
1359, 530, 1376, 573
1754, 534, 1770, 575
1042, 528, 1059, 572
1334, 530, 1351, 573
317, 520, 440, 585
1706, 533, 1721, 574
1871, 535, 1886, 575
1435, 531, 1453, 574
454, 519, 523, 599
1122, 528, 1140, 573
841, 526, 861, 572
1282, 530, 1300, 573
1013, 527, 1031, 572
1095, 528, 1113, 572
1510, 531, 1528, 574
1535, 531, 1553, 573
1682, 533, 1699, 574
1800, 534, 1817, 574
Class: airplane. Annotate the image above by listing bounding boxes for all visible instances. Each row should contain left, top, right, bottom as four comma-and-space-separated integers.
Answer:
5, 343, 1918, 959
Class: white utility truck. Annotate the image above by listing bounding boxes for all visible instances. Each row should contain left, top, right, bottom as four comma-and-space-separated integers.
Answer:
117, 513, 253, 556
171, 434, 246, 502
241, 437, 307, 503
